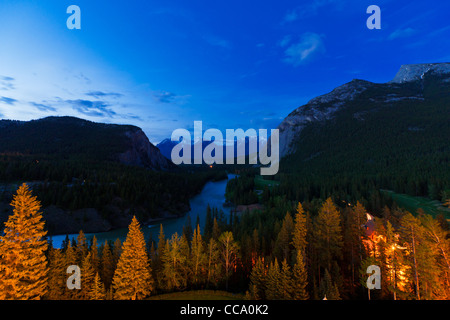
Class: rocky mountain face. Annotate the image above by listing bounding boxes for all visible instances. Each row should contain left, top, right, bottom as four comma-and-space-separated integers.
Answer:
118, 128, 173, 170
278, 62, 450, 157
390, 63, 450, 83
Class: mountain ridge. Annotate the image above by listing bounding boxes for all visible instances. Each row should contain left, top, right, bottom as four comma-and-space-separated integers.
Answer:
0, 116, 173, 170
278, 62, 450, 157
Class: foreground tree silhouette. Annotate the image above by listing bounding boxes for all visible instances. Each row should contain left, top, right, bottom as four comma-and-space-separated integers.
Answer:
112, 216, 154, 300
0, 183, 48, 300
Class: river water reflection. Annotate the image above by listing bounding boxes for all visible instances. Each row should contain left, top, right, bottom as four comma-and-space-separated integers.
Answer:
50, 174, 237, 248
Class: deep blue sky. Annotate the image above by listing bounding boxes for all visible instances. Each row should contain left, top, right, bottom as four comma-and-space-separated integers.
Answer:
1, 0, 449, 143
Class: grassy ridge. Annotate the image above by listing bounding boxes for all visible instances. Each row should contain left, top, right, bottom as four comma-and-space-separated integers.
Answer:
381, 189, 450, 221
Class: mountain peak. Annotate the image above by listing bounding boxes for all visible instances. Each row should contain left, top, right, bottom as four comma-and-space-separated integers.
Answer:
390, 62, 450, 83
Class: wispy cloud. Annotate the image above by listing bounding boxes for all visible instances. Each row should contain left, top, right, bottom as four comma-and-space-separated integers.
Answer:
29, 102, 57, 112
282, 33, 325, 66
65, 99, 116, 117
85, 91, 124, 99
0, 96, 17, 105
278, 35, 292, 48
0, 76, 15, 90
388, 27, 416, 40
154, 91, 177, 103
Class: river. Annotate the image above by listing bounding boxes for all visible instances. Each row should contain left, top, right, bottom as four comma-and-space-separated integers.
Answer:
50, 174, 237, 249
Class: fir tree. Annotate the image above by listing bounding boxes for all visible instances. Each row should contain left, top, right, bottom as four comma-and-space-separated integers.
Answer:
112, 238, 122, 266
46, 247, 66, 300
265, 259, 282, 299
79, 252, 95, 300
0, 183, 49, 300
279, 259, 294, 299
89, 272, 106, 300
320, 269, 340, 300
161, 233, 188, 290
190, 224, 206, 286
63, 240, 77, 299
248, 257, 267, 299
112, 216, 154, 300
314, 198, 343, 284
274, 212, 294, 264
76, 230, 88, 264
90, 236, 100, 273
292, 249, 309, 300
219, 231, 240, 291
100, 240, 115, 291
206, 238, 221, 288
292, 202, 308, 259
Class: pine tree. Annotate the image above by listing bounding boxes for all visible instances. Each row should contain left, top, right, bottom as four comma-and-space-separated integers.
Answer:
0, 183, 48, 300
90, 236, 99, 273
161, 232, 188, 290
265, 259, 281, 299
292, 249, 309, 300
112, 216, 154, 300
292, 203, 308, 259
343, 201, 367, 290
155, 224, 166, 288
89, 272, 106, 300
112, 238, 122, 266
62, 240, 77, 299
279, 259, 294, 299
190, 224, 206, 286
320, 269, 341, 300
314, 198, 343, 284
100, 240, 115, 291
420, 214, 450, 299
76, 230, 88, 264
274, 212, 294, 264
248, 257, 267, 299
219, 231, 239, 291
79, 252, 95, 300
399, 213, 422, 300
46, 247, 66, 300
206, 238, 221, 288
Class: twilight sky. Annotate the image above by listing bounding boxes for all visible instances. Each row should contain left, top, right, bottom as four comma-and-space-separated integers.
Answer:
0, 0, 449, 143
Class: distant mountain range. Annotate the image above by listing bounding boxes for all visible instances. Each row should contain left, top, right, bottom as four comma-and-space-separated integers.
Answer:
0, 116, 173, 170
157, 136, 261, 164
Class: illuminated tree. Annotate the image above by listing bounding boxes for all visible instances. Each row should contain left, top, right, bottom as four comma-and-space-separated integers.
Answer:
265, 259, 281, 300
292, 202, 308, 259
190, 224, 206, 286
46, 247, 66, 300
0, 183, 48, 300
100, 241, 114, 291
274, 212, 294, 263
89, 272, 105, 300
314, 197, 343, 286
112, 216, 154, 300
219, 231, 239, 291
79, 252, 95, 300
292, 250, 309, 300
206, 238, 221, 288
161, 232, 188, 290
247, 257, 267, 299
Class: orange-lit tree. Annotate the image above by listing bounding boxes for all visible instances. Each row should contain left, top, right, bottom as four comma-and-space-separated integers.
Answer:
112, 216, 154, 300
0, 183, 49, 300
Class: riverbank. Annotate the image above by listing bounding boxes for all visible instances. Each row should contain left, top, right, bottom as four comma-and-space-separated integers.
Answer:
49, 174, 237, 248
